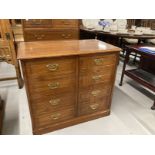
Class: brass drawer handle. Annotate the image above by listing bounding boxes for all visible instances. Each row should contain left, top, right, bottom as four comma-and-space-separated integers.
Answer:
92, 75, 102, 80
91, 90, 101, 96
49, 99, 61, 106
46, 64, 59, 71
61, 20, 70, 25
51, 113, 61, 120
62, 34, 66, 37
34, 34, 45, 40
94, 58, 104, 65
48, 82, 60, 89
90, 103, 99, 110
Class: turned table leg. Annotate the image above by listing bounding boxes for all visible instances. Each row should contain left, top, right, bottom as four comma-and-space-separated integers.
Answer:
0, 96, 4, 134
119, 49, 131, 86
151, 100, 155, 110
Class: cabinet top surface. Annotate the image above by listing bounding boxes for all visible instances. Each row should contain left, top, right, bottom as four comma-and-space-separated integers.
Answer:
17, 39, 121, 60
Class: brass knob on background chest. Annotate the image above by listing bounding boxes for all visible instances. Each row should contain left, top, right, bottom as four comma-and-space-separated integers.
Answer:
51, 113, 61, 120
46, 64, 59, 71
49, 99, 61, 106
48, 82, 60, 89
94, 58, 104, 65
90, 103, 99, 110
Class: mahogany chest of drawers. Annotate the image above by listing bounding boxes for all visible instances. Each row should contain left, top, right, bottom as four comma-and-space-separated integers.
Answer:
18, 39, 121, 134
22, 19, 79, 41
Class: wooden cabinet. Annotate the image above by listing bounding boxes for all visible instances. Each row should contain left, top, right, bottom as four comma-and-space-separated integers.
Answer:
18, 39, 120, 134
22, 19, 79, 41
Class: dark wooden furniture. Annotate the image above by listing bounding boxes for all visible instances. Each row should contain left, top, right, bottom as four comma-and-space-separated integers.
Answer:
22, 19, 79, 41
119, 45, 155, 110
0, 96, 4, 134
80, 27, 155, 46
17, 39, 121, 134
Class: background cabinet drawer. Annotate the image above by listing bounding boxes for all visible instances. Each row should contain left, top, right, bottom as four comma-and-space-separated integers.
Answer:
23, 19, 53, 28
52, 19, 79, 28
24, 29, 79, 41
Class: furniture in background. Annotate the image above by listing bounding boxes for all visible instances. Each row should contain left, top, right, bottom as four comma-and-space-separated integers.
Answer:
22, 19, 79, 41
11, 20, 24, 43
18, 39, 120, 134
80, 27, 155, 46
119, 45, 155, 110
0, 96, 4, 134
0, 19, 23, 88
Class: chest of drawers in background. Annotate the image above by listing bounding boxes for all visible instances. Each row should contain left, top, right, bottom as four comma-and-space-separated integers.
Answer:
22, 19, 79, 41
18, 39, 121, 134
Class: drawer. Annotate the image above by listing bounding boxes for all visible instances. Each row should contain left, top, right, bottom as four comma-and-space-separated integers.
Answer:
79, 84, 111, 103
24, 29, 79, 41
78, 97, 109, 116
26, 57, 76, 79
52, 19, 79, 28
31, 92, 76, 115
79, 67, 114, 88
34, 108, 75, 128
50, 29, 79, 40
79, 54, 117, 73
23, 19, 52, 28
28, 74, 76, 96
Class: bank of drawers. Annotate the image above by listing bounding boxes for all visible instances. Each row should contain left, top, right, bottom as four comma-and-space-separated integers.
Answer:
78, 54, 116, 116
25, 57, 77, 128
25, 53, 117, 130
22, 19, 79, 41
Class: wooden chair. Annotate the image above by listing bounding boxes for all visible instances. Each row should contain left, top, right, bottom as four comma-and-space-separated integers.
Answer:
0, 19, 23, 88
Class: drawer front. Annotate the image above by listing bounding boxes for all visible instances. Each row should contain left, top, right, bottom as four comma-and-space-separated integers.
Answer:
78, 96, 109, 116
34, 108, 75, 128
28, 74, 76, 96
79, 66, 114, 88
79, 84, 111, 103
24, 29, 79, 41
52, 19, 79, 28
26, 57, 76, 79
31, 92, 76, 115
79, 54, 117, 73
23, 19, 52, 28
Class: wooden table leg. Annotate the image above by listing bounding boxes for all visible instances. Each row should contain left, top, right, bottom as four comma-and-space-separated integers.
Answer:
151, 100, 155, 110
15, 60, 24, 89
0, 96, 4, 134
119, 50, 131, 86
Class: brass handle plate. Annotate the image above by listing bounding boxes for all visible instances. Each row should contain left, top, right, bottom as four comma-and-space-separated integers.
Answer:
92, 75, 102, 81
48, 82, 60, 89
61, 34, 71, 39
51, 113, 61, 120
91, 90, 101, 96
90, 103, 99, 110
49, 99, 61, 106
94, 58, 104, 65
34, 34, 45, 40
46, 64, 59, 71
